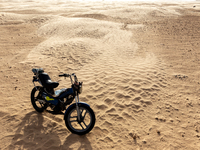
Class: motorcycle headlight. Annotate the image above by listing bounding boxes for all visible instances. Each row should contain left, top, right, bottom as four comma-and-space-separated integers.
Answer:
78, 84, 82, 94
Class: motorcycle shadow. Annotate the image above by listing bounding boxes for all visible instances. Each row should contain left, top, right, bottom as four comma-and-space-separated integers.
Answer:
61, 134, 93, 150
9, 111, 92, 150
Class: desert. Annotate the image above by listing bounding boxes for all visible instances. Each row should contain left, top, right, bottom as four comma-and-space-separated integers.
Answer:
1, 0, 200, 149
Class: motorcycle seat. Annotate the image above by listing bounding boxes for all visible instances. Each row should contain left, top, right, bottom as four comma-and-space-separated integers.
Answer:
38, 73, 59, 89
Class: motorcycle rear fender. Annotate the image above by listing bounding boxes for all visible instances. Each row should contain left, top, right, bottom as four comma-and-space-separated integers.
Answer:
64, 102, 90, 120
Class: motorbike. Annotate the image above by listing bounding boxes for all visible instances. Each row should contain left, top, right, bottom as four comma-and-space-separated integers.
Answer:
31, 68, 95, 135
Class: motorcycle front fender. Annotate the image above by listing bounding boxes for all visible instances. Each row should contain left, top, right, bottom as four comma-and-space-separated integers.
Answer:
64, 102, 90, 120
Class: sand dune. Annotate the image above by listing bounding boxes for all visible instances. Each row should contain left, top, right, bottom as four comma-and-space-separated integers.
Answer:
1, 0, 200, 150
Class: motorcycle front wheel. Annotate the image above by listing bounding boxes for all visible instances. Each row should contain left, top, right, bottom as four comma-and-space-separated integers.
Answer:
65, 104, 95, 135
31, 86, 47, 113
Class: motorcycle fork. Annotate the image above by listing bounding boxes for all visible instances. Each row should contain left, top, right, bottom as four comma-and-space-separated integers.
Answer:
75, 95, 81, 122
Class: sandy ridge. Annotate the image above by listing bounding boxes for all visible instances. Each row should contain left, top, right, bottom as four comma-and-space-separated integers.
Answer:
1, 1, 200, 150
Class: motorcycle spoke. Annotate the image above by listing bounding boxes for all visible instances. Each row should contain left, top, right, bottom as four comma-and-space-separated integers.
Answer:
70, 116, 77, 119
70, 120, 77, 123
79, 122, 84, 130
70, 116, 77, 123
82, 110, 88, 119
82, 121, 88, 128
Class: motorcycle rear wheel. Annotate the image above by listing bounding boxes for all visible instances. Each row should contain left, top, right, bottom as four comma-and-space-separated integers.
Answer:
65, 104, 95, 135
31, 86, 47, 113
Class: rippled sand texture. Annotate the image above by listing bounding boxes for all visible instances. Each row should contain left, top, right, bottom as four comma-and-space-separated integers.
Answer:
1, 1, 200, 149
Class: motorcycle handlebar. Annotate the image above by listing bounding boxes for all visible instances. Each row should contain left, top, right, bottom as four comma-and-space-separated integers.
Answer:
59, 74, 70, 77
59, 73, 77, 77
59, 73, 78, 82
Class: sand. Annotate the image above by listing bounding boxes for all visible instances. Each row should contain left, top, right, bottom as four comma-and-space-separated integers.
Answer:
1, 0, 200, 149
